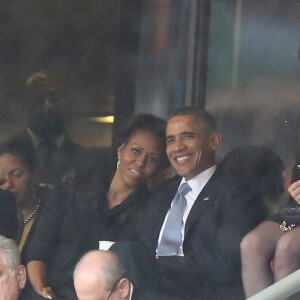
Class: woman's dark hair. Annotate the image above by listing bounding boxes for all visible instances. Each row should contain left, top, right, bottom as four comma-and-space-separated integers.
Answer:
0, 138, 38, 173
115, 113, 169, 168
220, 145, 285, 200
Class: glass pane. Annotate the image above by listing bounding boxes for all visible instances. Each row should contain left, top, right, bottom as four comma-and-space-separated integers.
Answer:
206, 0, 300, 169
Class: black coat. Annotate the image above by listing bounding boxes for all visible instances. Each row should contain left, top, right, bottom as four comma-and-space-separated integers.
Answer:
139, 168, 267, 300
24, 186, 93, 299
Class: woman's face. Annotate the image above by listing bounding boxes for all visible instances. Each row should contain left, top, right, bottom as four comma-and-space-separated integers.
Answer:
117, 130, 163, 188
0, 153, 35, 205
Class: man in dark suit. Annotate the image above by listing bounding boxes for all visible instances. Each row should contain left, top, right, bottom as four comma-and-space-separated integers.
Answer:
74, 250, 137, 300
13, 71, 99, 187
133, 107, 264, 299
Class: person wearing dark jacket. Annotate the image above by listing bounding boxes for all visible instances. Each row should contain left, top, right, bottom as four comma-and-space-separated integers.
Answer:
0, 189, 18, 239
13, 71, 99, 187
24, 113, 169, 300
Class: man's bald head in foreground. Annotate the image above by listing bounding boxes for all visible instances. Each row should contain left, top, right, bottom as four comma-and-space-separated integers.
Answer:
74, 250, 131, 300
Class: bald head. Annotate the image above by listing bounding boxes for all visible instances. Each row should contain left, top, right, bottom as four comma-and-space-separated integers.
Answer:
74, 250, 129, 300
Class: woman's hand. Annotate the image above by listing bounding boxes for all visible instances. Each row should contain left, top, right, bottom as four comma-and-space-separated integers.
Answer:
27, 261, 56, 299
41, 287, 56, 299
288, 180, 300, 203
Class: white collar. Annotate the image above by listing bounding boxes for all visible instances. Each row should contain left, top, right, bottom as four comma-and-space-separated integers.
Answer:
180, 165, 217, 196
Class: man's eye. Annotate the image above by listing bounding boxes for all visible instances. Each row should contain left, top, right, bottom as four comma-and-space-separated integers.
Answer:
132, 148, 141, 155
166, 138, 174, 145
183, 134, 195, 140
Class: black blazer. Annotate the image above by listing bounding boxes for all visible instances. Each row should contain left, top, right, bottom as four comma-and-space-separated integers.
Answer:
25, 186, 96, 299
140, 168, 267, 300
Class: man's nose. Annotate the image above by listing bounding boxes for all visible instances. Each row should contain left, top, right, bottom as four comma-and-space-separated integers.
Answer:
172, 139, 186, 152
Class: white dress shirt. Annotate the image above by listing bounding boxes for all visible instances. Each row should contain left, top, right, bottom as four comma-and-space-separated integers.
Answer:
157, 165, 217, 256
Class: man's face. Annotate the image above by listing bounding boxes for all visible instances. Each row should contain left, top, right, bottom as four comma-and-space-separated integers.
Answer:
28, 95, 65, 139
0, 254, 25, 300
166, 115, 219, 181
0, 153, 36, 206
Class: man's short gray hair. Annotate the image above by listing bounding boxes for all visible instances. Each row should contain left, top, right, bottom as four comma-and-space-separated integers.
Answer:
0, 235, 20, 275
101, 252, 126, 290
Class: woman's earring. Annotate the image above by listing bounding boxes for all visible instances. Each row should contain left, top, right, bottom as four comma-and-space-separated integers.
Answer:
117, 159, 120, 169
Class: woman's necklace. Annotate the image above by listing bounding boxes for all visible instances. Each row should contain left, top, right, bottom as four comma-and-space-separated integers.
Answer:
23, 198, 41, 225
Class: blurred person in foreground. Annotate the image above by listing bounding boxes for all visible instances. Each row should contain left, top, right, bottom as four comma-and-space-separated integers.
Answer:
0, 235, 26, 300
110, 107, 269, 299
74, 250, 134, 300
13, 71, 98, 187
23, 113, 169, 300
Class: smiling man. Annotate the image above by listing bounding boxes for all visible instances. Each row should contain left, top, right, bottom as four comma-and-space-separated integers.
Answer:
135, 107, 263, 299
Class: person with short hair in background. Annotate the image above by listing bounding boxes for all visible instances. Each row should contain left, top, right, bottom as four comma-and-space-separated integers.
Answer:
12, 71, 99, 187
74, 250, 135, 300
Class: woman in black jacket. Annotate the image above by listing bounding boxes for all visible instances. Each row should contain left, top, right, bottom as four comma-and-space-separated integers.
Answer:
25, 113, 170, 300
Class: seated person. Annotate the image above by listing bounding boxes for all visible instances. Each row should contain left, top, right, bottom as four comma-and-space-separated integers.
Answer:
0, 235, 26, 300
94, 113, 169, 242
0, 188, 18, 239
74, 250, 133, 300
241, 159, 300, 298
0, 138, 50, 262
24, 113, 169, 300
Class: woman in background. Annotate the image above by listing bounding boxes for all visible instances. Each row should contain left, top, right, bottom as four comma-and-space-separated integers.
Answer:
0, 138, 50, 261
25, 113, 170, 299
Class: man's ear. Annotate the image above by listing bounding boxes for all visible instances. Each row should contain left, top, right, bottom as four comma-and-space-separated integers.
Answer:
117, 278, 130, 299
16, 265, 26, 289
209, 132, 222, 151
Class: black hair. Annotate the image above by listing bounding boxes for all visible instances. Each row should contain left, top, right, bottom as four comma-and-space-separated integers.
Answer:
115, 113, 169, 168
0, 138, 38, 173
169, 106, 217, 135
220, 145, 285, 200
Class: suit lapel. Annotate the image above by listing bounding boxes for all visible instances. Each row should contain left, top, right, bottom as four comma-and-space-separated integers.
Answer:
185, 169, 221, 234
